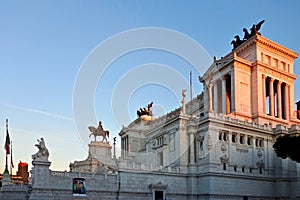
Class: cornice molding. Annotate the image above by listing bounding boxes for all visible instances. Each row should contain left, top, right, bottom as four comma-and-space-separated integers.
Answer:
255, 35, 298, 59
235, 34, 298, 60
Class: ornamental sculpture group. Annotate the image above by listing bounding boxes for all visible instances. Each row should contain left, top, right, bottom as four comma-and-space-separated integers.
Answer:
231, 20, 265, 49
137, 102, 153, 117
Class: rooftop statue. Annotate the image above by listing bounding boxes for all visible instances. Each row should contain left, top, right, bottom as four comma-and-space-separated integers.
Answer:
250, 19, 265, 36
89, 121, 110, 142
182, 89, 187, 98
137, 102, 153, 117
243, 28, 251, 40
32, 137, 49, 161
232, 20, 265, 49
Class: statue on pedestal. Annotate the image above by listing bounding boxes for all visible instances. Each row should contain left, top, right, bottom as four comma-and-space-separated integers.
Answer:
88, 121, 110, 142
32, 137, 49, 161
181, 89, 187, 114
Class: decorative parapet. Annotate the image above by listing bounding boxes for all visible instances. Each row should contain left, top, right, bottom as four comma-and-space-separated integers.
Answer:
273, 124, 289, 135
117, 159, 183, 174
205, 112, 273, 131
288, 124, 300, 135
50, 170, 117, 180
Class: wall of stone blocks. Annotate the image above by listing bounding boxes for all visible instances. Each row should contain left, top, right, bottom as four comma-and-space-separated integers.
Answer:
119, 171, 188, 196
205, 175, 277, 199
0, 184, 31, 200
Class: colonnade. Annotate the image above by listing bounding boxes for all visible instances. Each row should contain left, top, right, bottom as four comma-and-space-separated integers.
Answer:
207, 71, 234, 114
121, 135, 129, 157
262, 75, 290, 120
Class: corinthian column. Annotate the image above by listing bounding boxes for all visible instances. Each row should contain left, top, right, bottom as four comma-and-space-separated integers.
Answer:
269, 78, 274, 116
209, 82, 213, 112
262, 75, 266, 114
277, 81, 282, 118
284, 84, 290, 121
213, 82, 218, 113
222, 77, 226, 114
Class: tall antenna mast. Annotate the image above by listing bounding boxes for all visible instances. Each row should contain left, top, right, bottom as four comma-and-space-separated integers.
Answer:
190, 70, 193, 115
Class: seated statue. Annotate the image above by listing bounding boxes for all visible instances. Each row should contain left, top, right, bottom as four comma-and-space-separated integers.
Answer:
32, 137, 49, 161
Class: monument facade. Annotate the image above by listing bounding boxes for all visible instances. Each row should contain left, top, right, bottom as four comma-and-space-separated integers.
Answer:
1, 23, 300, 200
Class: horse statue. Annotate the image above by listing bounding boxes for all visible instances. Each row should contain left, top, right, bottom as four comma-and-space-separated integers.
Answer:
88, 121, 109, 142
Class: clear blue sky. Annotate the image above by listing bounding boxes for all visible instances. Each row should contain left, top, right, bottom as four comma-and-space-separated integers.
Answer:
0, 1, 299, 172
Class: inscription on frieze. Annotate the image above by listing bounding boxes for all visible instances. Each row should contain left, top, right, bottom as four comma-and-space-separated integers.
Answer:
236, 146, 249, 153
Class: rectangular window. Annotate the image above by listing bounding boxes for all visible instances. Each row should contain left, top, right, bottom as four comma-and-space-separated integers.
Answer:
223, 163, 226, 170
247, 136, 252, 145
266, 55, 271, 65
169, 133, 175, 152
282, 62, 286, 71
200, 141, 203, 151
223, 132, 228, 141
232, 133, 237, 143
158, 152, 163, 166
240, 134, 245, 144
219, 131, 222, 140
274, 58, 278, 68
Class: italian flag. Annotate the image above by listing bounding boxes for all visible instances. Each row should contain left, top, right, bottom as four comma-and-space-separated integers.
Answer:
4, 119, 10, 155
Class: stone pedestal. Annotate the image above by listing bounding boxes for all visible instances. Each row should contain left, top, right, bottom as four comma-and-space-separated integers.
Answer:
88, 141, 115, 166
70, 141, 117, 174
30, 160, 52, 200
1, 170, 12, 186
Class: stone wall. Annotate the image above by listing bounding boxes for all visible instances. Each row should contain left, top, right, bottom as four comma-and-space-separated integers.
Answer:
0, 184, 31, 200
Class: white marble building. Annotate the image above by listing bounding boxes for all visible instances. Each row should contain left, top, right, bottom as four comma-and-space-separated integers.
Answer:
1, 30, 300, 200
118, 33, 300, 199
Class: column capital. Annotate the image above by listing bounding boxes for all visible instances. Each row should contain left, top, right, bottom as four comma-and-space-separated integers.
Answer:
262, 74, 266, 79
269, 77, 274, 82
277, 80, 282, 85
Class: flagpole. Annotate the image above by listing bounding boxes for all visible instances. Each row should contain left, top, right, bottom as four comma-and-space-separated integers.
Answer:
4, 119, 9, 173
190, 70, 193, 115
10, 141, 12, 175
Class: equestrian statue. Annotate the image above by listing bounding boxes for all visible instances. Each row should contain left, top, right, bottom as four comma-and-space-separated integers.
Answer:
88, 121, 110, 142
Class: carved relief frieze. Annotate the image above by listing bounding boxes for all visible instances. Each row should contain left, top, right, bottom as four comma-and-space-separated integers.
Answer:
261, 68, 294, 83
220, 154, 229, 163
257, 149, 263, 158
221, 144, 227, 152
256, 159, 265, 168
236, 147, 249, 153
